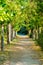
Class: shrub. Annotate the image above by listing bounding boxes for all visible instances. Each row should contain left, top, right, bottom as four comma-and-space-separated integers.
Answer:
37, 30, 43, 50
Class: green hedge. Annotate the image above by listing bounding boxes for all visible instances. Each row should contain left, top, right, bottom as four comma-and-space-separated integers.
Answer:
37, 30, 43, 50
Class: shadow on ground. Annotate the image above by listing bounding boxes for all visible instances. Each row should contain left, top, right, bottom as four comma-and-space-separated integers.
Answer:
0, 38, 43, 65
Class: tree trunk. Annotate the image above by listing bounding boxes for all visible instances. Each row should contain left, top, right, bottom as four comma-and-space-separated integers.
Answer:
28, 29, 31, 38
7, 25, 10, 44
36, 26, 40, 40
1, 25, 4, 51
31, 29, 33, 38
35, 29, 38, 40
11, 25, 13, 41
13, 29, 15, 39
33, 29, 36, 40
35, 26, 39, 40
39, 27, 42, 34
7, 24, 12, 44
9, 24, 12, 42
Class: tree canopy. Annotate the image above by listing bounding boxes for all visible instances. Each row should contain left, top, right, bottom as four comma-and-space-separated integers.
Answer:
0, 0, 43, 31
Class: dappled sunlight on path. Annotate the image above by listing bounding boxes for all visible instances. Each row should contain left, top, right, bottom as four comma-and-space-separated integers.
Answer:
0, 38, 43, 65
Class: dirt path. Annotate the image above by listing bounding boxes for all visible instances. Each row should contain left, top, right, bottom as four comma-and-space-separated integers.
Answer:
0, 38, 43, 65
